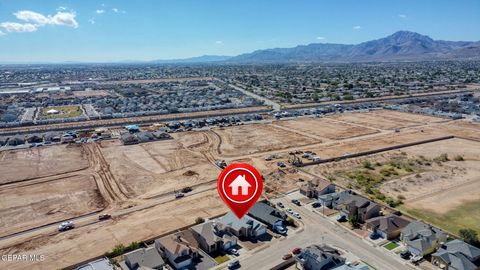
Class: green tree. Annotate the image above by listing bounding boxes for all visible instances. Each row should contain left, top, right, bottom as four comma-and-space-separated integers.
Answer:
459, 229, 480, 247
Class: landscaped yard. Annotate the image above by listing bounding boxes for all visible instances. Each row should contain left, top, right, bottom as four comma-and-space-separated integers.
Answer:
214, 255, 230, 264
383, 242, 399, 250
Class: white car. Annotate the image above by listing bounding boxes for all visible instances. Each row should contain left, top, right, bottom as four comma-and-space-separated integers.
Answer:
286, 208, 293, 214
58, 221, 75, 232
293, 212, 301, 219
229, 248, 239, 256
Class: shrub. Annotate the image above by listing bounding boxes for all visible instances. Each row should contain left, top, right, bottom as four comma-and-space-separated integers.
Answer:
195, 217, 205, 224
454, 155, 464, 161
363, 160, 373, 170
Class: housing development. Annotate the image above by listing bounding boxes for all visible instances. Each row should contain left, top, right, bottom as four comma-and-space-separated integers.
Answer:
1, 57, 480, 270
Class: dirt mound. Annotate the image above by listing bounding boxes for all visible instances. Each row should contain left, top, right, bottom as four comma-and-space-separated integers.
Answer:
183, 170, 199, 176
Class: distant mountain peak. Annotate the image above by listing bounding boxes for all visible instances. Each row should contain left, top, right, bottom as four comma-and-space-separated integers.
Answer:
229, 31, 479, 63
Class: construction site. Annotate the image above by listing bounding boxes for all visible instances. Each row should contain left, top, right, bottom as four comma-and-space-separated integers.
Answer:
0, 109, 480, 269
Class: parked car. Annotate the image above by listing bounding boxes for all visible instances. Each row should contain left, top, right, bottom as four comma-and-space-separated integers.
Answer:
58, 221, 75, 232
277, 202, 284, 208
291, 199, 301, 206
227, 260, 240, 269
282, 253, 293, 260
312, 202, 321, 208
181, 187, 192, 193
336, 214, 347, 222
175, 192, 184, 199
229, 248, 239, 256
293, 212, 301, 219
400, 250, 412, 260
411, 255, 423, 264
369, 233, 380, 240
292, 248, 302, 255
286, 208, 293, 214
98, 214, 111, 221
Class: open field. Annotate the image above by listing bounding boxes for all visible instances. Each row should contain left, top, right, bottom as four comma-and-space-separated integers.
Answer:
100, 133, 220, 198
0, 144, 89, 185
0, 189, 227, 270
0, 174, 104, 237
211, 123, 319, 157
72, 90, 111, 97
0, 110, 479, 269
38, 105, 83, 119
329, 110, 446, 130
273, 117, 379, 140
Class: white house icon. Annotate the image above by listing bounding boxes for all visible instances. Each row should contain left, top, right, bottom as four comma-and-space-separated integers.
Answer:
229, 175, 251, 195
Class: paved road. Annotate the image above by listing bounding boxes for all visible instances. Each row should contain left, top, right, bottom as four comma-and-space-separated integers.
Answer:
228, 83, 281, 111
235, 197, 410, 270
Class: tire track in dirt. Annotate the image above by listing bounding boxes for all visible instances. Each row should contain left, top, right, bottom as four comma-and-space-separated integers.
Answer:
83, 143, 130, 204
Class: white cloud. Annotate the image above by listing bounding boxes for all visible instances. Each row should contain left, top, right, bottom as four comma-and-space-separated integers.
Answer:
14, 10, 50, 25
96, 9, 105, 14
353, 25, 362, 30
0, 30, 5, 36
398, 14, 407, 19
112, 8, 119, 13
57, 6, 67, 11
215, 40, 223, 44
0, 22, 38, 32
316, 36, 325, 40
50, 11, 78, 28
88, 18, 95, 24
0, 9, 78, 34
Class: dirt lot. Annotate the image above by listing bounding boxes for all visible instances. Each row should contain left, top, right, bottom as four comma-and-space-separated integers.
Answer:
211, 123, 319, 157
273, 117, 378, 140
0, 190, 227, 270
0, 110, 478, 269
329, 110, 446, 130
0, 144, 89, 185
381, 138, 480, 214
0, 174, 104, 237
100, 133, 220, 199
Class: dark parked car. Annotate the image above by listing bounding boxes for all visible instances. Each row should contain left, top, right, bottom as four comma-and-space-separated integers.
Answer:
292, 247, 302, 255
277, 202, 284, 208
99, 214, 111, 221
400, 250, 412, 260
181, 187, 192, 193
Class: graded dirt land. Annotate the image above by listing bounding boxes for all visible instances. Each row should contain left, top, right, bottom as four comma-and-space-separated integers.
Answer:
0, 174, 104, 237
329, 109, 447, 130
273, 117, 379, 140
100, 133, 220, 199
0, 190, 227, 270
0, 144, 89, 185
211, 123, 319, 157
1, 109, 479, 270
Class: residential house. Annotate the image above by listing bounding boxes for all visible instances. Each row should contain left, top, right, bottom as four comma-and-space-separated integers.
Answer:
75, 258, 114, 270
247, 202, 287, 234
401, 221, 447, 256
155, 233, 199, 270
296, 245, 346, 270
431, 239, 480, 270
300, 178, 335, 198
122, 246, 165, 270
318, 190, 380, 223
218, 211, 267, 239
121, 133, 139, 145
332, 264, 370, 270
365, 214, 411, 240
7, 135, 25, 146
190, 221, 237, 254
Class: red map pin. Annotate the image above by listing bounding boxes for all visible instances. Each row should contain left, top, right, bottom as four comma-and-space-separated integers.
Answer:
217, 163, 263, 219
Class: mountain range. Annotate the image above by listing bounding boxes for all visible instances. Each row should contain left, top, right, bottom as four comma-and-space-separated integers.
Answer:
155, 31, 479, 64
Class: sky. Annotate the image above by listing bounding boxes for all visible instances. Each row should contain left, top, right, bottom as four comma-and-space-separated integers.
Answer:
0, 0, 479, 63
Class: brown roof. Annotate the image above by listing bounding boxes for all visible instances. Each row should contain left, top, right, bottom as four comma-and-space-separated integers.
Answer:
366, 214, 410, 233
300, 178, 333, 192
156, 232, 198, 256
